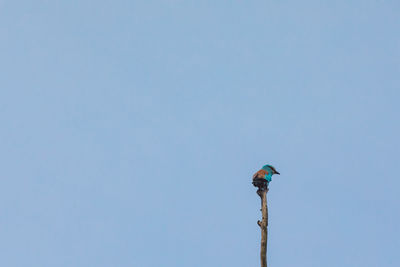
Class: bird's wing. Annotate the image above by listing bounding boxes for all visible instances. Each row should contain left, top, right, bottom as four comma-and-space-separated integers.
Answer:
253, 169, 268, 179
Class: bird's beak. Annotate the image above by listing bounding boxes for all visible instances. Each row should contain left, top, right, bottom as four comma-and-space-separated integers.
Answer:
275, 171, 280, 175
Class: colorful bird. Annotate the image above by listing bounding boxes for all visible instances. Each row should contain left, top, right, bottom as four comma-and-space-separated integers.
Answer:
253, 165, 280, 184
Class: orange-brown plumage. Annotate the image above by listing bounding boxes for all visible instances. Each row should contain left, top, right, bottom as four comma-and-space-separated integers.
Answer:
253, 169, 269, 180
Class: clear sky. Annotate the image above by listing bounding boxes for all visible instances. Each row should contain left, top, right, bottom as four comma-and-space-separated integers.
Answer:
1, 1, 399, 267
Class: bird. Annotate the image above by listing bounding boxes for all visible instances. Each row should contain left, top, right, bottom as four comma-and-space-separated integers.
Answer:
253, 164, 280, 184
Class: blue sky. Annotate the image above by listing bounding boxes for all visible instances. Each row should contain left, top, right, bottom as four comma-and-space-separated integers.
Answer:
0, 1, 399, 266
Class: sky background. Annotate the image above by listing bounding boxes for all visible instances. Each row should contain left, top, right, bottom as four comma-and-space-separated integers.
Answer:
1, 1, 399, 267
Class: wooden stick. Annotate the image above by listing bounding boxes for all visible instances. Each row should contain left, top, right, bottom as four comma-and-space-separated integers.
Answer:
257, 187, 269, 267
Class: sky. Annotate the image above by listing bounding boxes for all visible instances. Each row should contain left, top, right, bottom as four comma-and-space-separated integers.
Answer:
0, 1, 399, 266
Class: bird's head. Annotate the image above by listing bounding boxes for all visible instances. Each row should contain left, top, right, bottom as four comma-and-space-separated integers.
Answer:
262, 165, 280, 175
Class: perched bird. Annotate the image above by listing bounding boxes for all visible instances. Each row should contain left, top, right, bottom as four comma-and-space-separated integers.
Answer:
253, 165, 280, 184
